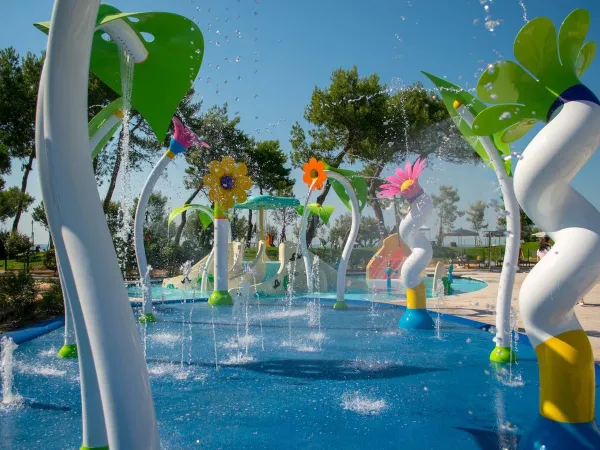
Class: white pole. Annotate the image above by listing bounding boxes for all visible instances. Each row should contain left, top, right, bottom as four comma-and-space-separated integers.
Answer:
209, 205, 233, 305
38, 1, 159, 447
37, 71, 108, 448
326, 171, 360, 309
455, 105, 520, 363
134, 154, 170, 321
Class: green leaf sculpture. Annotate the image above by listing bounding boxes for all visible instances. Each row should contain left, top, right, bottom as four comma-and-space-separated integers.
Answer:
88, 97, 123, 158
472, 8, 596, 143
421, 72, 511, 176
168, 204, 214, 230
323, 164, 368, 212
296, 203, 335, 225
35, 3, 204, 141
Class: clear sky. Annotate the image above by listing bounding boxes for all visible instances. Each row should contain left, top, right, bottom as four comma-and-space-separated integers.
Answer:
2, 0, 600, 245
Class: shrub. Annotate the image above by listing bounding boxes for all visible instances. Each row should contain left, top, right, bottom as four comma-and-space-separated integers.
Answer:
43, 248, 57, 270
4, 231, 32, 261
0, 271, 37, 326
38, 279, 64, 316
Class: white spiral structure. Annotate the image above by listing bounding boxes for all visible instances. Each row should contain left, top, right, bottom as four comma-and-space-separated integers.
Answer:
514, 99, 600, 428
399, 193, 433, 289
398, 193, 434, 329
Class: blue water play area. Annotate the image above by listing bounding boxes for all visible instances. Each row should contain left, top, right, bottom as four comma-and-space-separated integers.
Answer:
3, 297, 590, 450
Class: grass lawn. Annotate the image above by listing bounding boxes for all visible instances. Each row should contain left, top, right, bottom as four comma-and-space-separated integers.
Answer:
1, 251, 47, 271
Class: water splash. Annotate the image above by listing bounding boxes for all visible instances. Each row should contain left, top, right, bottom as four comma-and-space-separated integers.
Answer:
434, 279, 445, 339
341, 391, 387, 415
115, 47, 135, 272
1, 337, 21, 406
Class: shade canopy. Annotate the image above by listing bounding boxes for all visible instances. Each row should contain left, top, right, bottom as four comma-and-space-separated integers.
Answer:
233, 195, 300, 210
533, 231, 549, 238
443, 228, 479, 237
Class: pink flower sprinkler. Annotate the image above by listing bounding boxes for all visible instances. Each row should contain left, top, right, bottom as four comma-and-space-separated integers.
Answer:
379, 158, 426, 202
170, 116, 210, 154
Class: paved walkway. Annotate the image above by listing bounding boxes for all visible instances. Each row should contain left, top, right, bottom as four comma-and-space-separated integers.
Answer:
412, 269, 600, 361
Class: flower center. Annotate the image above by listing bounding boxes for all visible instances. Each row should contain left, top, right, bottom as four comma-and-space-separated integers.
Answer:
310, 169, 319, 179
220, 175, 235, 190
400, 179, 414, 192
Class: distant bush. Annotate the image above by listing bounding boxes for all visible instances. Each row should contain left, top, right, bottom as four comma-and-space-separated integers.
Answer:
4, 231, 32, 261
0, 271, 37, 327
38, 279, 64, 316
43, 248, 57, 270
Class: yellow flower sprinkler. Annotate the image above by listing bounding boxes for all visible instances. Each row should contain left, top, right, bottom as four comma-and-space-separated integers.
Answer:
203, 156, 252, 305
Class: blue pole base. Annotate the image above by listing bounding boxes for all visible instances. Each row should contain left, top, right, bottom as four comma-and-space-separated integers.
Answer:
399, 308, 435, 330
518, 415, 600, 449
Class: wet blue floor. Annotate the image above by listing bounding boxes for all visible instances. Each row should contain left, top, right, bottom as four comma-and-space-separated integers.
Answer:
1, 298, 598, 449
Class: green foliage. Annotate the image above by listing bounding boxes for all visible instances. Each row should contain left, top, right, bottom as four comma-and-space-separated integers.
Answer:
230, 212, 249, 242
473, 9, 596, 143
4, 231, 32, 259
43, 248, 57, 271
357, 216, 382, 247
0, 186, 33, 221
0, 271, 37, 326
38, 279, 64, 316
466, 200, 488, 234
184, 104, 253, 195
432, 185, 461, 245
246, 140, 294, 195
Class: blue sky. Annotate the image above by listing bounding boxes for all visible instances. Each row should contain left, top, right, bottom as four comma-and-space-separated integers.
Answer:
2, 0, 600, 245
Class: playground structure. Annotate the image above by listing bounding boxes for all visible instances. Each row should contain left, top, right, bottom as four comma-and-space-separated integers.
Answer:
366, 233, 411, 281
15, 1, 600, 448
470, 9, 600, 447
380, 158, 435, 329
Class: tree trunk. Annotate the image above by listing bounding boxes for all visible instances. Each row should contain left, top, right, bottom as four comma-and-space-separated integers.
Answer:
370, 198, 387, 244
367, 166, 387, 244
11, 151, 35, 232
48, 231, 53, 250
437, 211, 444, 246
246, 209, 253, 245
173, 185, 202, 246
102, 132, 123, 213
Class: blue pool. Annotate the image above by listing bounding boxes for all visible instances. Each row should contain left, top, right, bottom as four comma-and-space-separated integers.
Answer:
2, 298, 597, 449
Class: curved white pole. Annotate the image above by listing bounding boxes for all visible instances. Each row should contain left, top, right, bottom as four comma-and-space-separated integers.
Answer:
38, 1, 159, 448
37, 69, 108, 449
134, 153, 171, 321
398, 192, 434, 328
326, 171, 359, 309
456, 105, 521, 363
299, 191, 315, 293
514, 99, 600, 429
89, 113, 120, 152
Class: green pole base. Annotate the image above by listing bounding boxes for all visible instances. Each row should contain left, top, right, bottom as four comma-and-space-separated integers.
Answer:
489, 345, 516, 363
57, 344, 78, 359
139, 313, 157, 323
333, 300, 348, 310
208, 290, 234, 306
80, 445, 109, 450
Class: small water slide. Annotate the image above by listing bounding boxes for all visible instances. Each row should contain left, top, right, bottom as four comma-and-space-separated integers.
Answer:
229, 242, 337, 299
162, 241, 244, 288
366, 234, 411, 280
